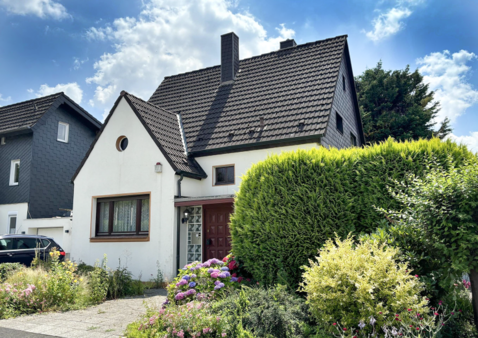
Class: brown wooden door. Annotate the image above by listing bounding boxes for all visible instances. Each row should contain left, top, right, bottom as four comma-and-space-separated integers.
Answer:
203, 203, 233, 261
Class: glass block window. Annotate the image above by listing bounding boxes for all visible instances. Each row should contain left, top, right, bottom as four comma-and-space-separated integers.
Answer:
186, 206, 203, 264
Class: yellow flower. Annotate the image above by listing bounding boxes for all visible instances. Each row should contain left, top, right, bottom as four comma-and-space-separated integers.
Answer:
74, 280, 77, 283
80, 278, 83, 282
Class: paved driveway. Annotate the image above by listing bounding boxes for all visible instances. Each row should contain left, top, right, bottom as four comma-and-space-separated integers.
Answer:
0, 289, 167, 338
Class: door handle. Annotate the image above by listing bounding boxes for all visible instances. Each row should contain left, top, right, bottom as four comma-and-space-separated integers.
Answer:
7, 253, 13, 257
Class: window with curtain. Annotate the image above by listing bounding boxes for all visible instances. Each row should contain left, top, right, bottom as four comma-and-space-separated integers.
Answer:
96, 195, 149, 236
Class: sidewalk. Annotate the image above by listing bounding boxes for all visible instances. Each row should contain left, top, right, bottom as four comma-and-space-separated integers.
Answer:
0, 289, 167, 338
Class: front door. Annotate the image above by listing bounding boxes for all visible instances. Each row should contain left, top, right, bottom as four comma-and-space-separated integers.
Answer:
204, 203, 233, 261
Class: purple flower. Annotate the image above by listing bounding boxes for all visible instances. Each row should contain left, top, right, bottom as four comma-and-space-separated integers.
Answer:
221, 267, 229, 271
214, 280, 221, 286
211, 272, 219, 278
189, 282, 196, 288
191, 274, 197, 278
214, 283, 225, 290
186, 289, 197, 296
207, 268, 214, 273
175, 292, 185, 300
218, 272, 231, 278
176, 279, 188, 287
231, 277, 238, 282
182, 275, 190, 281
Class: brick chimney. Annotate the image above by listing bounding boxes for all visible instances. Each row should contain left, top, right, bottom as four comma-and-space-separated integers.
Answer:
221, 32, 239, 83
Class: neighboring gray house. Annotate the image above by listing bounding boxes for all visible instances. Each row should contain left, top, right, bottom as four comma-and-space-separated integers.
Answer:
0, 92, 101, 249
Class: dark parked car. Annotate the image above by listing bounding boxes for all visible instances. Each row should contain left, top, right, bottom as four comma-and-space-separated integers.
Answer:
0, 234, 65, 266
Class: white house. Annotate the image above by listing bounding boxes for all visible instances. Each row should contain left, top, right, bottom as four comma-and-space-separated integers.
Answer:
70, 33, 365, 280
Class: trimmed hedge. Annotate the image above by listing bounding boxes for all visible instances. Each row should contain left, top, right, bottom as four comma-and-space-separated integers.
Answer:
229, 138, 477, 288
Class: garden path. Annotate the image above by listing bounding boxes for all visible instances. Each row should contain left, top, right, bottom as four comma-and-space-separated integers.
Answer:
0, 288, 167, 338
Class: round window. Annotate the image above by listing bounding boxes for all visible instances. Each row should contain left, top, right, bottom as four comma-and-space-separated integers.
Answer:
116, 136, 128, 152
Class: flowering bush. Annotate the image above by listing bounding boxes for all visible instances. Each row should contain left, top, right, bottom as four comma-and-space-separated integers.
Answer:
125, 301, 229, 338
300, 236, 429, 334
328, 301, 459, 338
167, 258, 240, 305
222, 254, 253, 284
0, 250, 89, 318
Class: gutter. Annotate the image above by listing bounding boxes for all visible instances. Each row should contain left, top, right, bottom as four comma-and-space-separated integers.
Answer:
176, 173, 184, 272
0, 126, 32, 136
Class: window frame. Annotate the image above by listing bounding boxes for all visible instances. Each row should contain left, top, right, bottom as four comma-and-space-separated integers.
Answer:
350, 132, 357, 147
213, 164, 235, 186
7, 212, 17, 234
336, 111, 344, 134
9, 160, 20, 186
57, 122, 69, 143
94, 194, 150, 238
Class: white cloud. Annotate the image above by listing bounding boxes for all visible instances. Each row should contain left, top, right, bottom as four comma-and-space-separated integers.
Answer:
35, 82, 83, 104
417, 50, 478, 124
0, 93, 11, 107
0, 0, 69, 20
364, 0, 423, 42
73, 57, 89, 70
85, 0, 295, 109
447, 132, 478, 154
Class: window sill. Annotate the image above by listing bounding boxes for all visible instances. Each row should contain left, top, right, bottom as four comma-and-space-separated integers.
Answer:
90, 236, 149, 243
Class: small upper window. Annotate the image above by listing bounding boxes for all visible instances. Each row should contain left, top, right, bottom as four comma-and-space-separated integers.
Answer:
9, 160, 20, 186
214, 166, 234, 185
116, 136, 129, 152
350, 133, 357, 147
342, 75, 346, 91
1, 137, 5, 145
57, 122, 69, 143
8, 215, 17, 234
336, 112, 344, 134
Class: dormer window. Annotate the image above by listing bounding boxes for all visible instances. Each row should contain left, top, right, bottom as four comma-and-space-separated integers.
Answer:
57, 122, 69, 143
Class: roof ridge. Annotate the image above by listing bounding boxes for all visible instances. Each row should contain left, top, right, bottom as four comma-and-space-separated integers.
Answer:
59, 92, 102, 127
0, 92, 62, 111
123, 91, 179, 116
162, 34, 347, 80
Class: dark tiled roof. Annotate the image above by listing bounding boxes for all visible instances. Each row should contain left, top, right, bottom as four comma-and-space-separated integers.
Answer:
124, 93, 207, 178
0, 93, 62, 134
0, 92, 102, 135
149, 35, 347, 153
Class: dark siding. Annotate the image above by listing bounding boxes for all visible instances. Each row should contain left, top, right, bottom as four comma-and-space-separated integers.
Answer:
28, 104, 97, 218
321, 52, 362, 149
0, 133, 33, 204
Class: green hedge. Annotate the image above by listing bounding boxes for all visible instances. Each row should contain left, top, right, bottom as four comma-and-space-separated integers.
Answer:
229, 138, 477, 288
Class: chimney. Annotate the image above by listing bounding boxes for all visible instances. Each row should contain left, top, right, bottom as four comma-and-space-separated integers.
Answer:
280, 39, 297, 49
221, 32, 239, 83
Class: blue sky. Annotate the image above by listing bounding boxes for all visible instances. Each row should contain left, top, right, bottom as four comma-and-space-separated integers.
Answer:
0, 0, 477, 150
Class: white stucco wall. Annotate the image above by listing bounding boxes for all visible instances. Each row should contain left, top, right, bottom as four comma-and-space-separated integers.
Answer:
71, 97, 178, 281
0, 203, 29, 235
181, 143, 321, 197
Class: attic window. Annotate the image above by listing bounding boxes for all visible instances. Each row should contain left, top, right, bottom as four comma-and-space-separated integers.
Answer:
1, 137, 5, 145
336, 112, 343, 134
214, 165, 235, 186
116, 136, 129, 152
342, 75, 346, 91
57, 122, 69, 143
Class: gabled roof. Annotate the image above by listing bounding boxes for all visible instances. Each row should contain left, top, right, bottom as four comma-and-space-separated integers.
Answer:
0, 92, 102, 135
72, 92, 206, 182
149, 35, 349, 155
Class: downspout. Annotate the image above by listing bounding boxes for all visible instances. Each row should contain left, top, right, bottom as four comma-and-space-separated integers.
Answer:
176, 173, 184, 272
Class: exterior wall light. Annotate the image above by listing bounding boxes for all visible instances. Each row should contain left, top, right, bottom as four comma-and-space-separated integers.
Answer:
182, 210, 189, 224
155, 162, 162, 173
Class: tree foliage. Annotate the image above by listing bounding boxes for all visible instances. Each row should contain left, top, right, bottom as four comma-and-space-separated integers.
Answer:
355, 61, 451, 143
230, 138, 475, 289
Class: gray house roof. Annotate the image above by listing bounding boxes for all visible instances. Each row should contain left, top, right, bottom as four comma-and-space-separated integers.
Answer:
149, 35, 352, 155
0, 92, 102, 135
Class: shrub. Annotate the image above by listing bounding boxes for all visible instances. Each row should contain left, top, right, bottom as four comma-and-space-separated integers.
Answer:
0, 263, 23, 283
167, 258, 240, 305
300, 236, 429, 334
125, 301, 229, 338
212, 285, 312, 338
230, 138, 476, 288
0, 251, 89, 318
